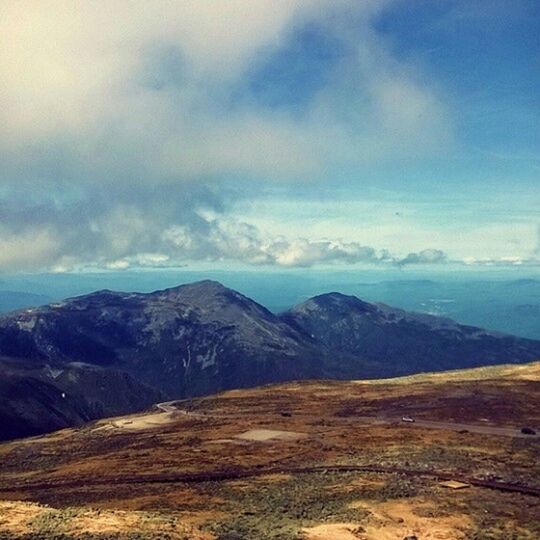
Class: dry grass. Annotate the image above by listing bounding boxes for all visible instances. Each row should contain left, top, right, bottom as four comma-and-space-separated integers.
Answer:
0, 500, 211, 539
0, 361, 538, 539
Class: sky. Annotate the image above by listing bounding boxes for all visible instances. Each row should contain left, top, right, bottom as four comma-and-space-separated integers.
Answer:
0, 0, 539, 273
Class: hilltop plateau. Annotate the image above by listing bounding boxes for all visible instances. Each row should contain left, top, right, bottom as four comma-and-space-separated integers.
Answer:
0, 361, 538, 539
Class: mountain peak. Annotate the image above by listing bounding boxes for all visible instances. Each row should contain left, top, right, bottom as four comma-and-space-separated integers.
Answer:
181, 279, 228, 291
294, 292, 375, 314
159, 280, 229, 296
156, 280, 252, 309
64, 289, 129, 307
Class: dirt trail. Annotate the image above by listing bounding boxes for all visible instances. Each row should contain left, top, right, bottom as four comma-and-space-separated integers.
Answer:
155, 401, 180, 413
3, 463, 539, 497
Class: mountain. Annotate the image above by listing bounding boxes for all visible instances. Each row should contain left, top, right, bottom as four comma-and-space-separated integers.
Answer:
280, 292, 540, 376
0, 281, 323, 400
0, 356, 163, 441
0, 281, 539, 441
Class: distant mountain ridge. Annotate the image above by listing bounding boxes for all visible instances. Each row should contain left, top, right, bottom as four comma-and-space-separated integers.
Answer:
0, 280, 539, 441
281, 292, 537, 375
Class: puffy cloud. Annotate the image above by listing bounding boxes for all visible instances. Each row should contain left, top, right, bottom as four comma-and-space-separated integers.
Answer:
0, 0, 449, 179
0, 0, 457, 271
0, 206, 453, 271
267, 239, 377, 267
0, 230, 60, 271
396, 249, 448, 267
162, 219, 379, 267
101, 217, 448, 270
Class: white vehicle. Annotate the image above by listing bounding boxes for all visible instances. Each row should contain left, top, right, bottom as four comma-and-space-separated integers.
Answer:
401, 416, 415, 423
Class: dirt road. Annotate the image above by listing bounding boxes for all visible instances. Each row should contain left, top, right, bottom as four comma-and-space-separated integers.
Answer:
155, 401, 180, 413
155, 401, 538, 439
390, 418, 538, 439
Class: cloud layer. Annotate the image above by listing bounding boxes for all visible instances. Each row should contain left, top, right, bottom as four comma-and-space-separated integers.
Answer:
0, 1, 535, 271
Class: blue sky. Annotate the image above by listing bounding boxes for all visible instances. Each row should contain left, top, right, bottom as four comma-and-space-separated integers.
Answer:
0, 0, 538, 273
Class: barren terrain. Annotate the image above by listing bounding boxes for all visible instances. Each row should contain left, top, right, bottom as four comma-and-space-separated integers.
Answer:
0, 362, 539, 539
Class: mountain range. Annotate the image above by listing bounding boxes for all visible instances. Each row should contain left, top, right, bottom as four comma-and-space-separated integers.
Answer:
1, 279, 539, 441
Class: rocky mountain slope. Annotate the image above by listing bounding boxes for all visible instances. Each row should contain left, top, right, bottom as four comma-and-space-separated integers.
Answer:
0, 356, 163, 440
0, 281, 324, 407
280, 292, 540, 376
0, 280, 539, 441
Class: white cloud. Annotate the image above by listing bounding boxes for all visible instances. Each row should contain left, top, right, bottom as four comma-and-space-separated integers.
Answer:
397, 249, 447, 267
0, 0, 450, 170
105, 259, 131, 271
0, 1, 460, 271
153, 217, 446, 268
0, 229, 60, 270
462, 256, 540, 267
3, 208, 534, 271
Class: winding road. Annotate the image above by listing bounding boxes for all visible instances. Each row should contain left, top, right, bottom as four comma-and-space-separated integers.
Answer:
155, 400, 539, 439
391, 418, 538, 439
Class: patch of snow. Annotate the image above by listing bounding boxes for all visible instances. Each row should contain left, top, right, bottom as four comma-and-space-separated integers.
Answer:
44, 365, 64, 379
17, 317, 37, 331
197, 342, 220, 369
